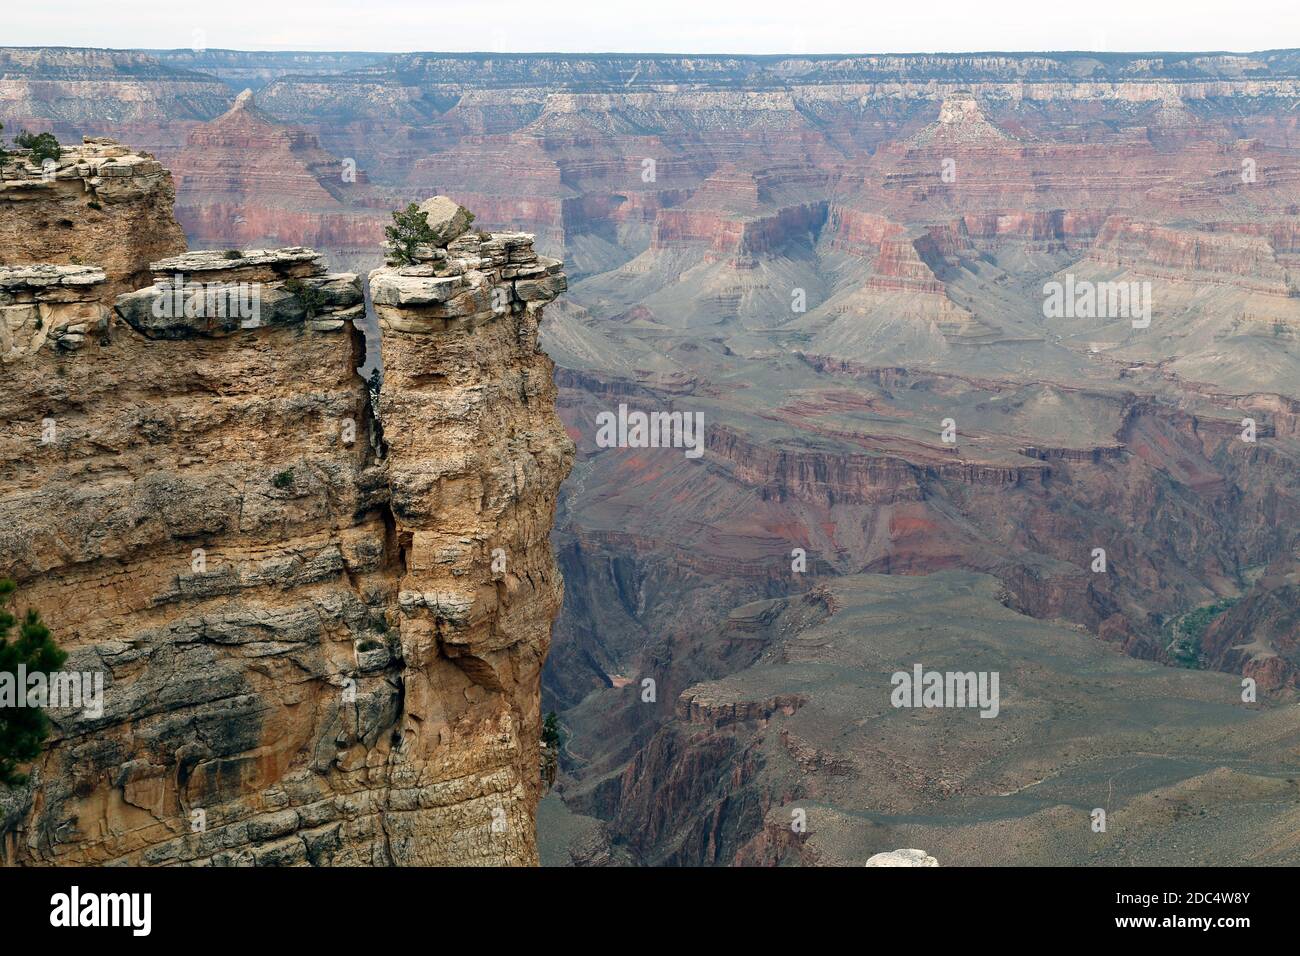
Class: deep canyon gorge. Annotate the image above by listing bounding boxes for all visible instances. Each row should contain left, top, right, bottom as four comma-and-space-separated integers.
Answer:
1, 48, 1299, 866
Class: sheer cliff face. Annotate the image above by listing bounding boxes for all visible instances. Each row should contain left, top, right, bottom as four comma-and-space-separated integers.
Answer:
0, 146, 572, 866
369, 229, 572, 864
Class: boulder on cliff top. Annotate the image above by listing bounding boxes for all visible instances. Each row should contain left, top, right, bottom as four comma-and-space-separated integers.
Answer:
417, 196, 474, 247
865, 848, 939, 867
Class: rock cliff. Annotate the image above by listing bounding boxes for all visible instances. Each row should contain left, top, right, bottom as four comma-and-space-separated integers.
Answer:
0, 142, 572, 866
0, 138, 186, 299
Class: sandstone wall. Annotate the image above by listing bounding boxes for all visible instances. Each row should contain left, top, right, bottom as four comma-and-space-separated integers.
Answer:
0, 156, 572, 866
0, 138, 187, 300
0, 264, 111, 360
368, 222, 572, 864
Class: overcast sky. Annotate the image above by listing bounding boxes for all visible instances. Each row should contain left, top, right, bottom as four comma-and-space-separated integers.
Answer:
5, 0, 1295, 54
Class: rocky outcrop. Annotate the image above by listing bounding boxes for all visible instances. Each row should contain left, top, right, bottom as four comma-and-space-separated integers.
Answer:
865, 236, 947, 294
0, 265, 110, 360
653, 202, 828, 258
865, 848, 939, 867
0, 177, 573, 865
0, 137, 186, 299
677, 688, 807, 729
0, 262, 382, 866
115, 247, 363, 339
362, 205, 573, 865
1086, 217, 1294, 294
904, 90, 1015, 147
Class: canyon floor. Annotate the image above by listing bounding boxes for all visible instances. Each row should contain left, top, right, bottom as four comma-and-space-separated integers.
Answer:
4, 48, 1300, 865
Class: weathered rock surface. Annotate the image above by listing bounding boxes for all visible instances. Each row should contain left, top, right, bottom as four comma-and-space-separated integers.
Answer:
865, 848, 939, 867
114, 248, 362, 339
0, 137, 187, 300
416, 196, 474, 246
0, 265, 110, 361
0, 168, 572, 866
364, 217, 575, 866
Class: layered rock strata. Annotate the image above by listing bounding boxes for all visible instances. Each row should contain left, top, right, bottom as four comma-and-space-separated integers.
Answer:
0, 181, 572, 866
366, 204, 573, 864
0, 264, 110, 360
0, 138, 186, 299
168, 90, 391, 267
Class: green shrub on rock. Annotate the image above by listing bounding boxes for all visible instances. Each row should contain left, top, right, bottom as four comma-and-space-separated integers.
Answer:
14, 131, 61, 167
384, 203, 438, 266
0, 578, 66, 787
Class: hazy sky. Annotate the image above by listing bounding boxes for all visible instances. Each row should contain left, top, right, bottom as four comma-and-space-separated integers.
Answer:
5, 0, 1295, 53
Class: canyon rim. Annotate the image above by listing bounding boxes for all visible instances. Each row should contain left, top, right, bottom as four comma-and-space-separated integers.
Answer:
0, 30, 1298, 883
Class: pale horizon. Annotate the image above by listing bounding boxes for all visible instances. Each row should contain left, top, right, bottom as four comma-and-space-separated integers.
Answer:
4, 0, 1296, 55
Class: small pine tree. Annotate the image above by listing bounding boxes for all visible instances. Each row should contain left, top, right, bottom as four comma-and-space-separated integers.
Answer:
542, 711, 563, 751
0, 120, 8, 164
540, 711, 562, 791
13, 131, 61, 167
0, 578, 66, 787
384, 203, 437, 266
